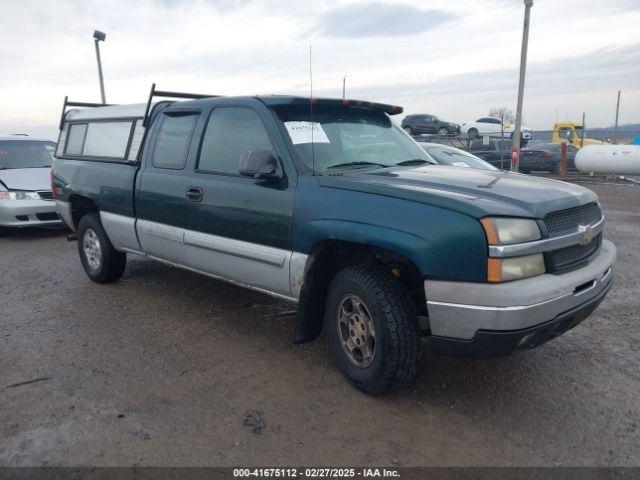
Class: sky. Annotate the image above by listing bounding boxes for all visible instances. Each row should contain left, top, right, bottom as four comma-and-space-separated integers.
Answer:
0, 0, 639, 140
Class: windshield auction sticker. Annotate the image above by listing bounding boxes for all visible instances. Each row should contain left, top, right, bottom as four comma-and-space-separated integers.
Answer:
285, 121, 330, 144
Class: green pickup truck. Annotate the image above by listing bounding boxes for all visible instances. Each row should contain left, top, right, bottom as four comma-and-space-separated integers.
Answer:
52, 88, 616, 394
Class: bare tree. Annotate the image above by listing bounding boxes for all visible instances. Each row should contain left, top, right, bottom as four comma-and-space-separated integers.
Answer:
488, 107, 515, 123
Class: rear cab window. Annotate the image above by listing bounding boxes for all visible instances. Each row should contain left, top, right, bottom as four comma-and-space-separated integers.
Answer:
151, 113, 199, 169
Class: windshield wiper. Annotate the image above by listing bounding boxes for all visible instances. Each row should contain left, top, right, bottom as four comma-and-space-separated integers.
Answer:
396, 159, 436, 166
327, 161, 389, 170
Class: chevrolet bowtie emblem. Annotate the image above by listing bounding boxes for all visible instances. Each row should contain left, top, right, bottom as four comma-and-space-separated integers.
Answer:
577, 224, 595, 245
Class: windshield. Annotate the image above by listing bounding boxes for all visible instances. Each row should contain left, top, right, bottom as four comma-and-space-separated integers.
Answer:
0, 140, 55, 169
273, 105, 432, 172
423, 145, 497, 170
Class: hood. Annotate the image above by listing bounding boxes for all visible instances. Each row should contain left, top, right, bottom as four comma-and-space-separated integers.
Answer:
317, 165, 597, 219
0, 168, 52, 191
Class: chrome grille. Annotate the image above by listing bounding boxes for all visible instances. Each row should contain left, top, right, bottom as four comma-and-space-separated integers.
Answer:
37, 191, 54, 201
544, 203, 602, 237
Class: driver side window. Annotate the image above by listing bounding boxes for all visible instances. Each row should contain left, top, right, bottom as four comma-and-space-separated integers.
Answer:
558, 128, 574, 140
198, 107, 274, 174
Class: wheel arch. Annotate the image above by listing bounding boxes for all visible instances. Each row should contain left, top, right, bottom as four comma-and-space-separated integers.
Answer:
294, 237, 427, 344
68, 194, 99, 230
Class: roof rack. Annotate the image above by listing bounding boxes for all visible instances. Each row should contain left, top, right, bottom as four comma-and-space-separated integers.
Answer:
58, 96, 112, 129
142, 83, 220, 127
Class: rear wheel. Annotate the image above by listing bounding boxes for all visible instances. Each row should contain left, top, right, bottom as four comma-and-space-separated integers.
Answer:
403, 127, 413, 135
77, 213, 126, 283
324, 265, 422, 395
438, 127, 449, 137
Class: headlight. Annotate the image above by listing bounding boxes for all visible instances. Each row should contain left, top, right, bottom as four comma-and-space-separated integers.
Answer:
480, 217, 541, 245
0, 191, 41, 201
487, 254, 545, 282
481, 217, 545, 282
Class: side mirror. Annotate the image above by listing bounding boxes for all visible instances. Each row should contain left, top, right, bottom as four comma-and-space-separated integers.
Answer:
239, 149, 283, 181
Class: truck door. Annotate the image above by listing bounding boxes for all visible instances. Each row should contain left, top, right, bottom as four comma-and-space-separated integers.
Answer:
135, 107, 202, 263
178, 104, 296, 298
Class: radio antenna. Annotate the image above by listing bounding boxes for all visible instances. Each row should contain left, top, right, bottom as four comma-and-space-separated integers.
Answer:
309, 44, 316, 175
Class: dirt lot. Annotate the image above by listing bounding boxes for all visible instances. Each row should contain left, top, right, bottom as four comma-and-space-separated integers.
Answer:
1, 181, 639, 467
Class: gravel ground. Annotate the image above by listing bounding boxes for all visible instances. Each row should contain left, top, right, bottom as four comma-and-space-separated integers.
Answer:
1, 182, 639, 467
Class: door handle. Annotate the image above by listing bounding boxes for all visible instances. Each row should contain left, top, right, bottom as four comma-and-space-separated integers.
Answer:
186, 187, 203, 202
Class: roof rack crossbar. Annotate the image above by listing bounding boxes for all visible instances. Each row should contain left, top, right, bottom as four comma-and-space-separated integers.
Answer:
142, 83, 221, 127
58, 96, 112, 130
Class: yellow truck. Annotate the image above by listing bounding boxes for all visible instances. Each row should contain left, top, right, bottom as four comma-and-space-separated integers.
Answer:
552, 122, 606, 148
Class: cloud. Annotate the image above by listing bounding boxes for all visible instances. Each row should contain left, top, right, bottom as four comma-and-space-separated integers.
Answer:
348, 44, 640, 128
309, 2, 456, 38
0, 0, 638, 135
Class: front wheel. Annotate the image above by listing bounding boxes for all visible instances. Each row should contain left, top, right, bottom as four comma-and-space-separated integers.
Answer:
77, 213, 126, 283
467, 128, 478, 139
403, 127, 413, 135
324, 265, 422, 395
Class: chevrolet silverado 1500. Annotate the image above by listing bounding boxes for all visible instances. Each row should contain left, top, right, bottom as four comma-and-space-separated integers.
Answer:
52, 87, 616, 394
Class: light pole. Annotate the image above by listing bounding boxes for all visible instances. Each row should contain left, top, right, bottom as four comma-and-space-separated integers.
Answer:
614, 90, 621, 143
93, 30, 107, 104
512, 0, 533, 172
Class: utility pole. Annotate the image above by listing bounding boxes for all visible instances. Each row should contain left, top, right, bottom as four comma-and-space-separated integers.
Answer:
342, 75, 346, 99
511, 0, 533, 172
500, 112, 505, 170
93, 30, 107, 104
614, 90, 621, 143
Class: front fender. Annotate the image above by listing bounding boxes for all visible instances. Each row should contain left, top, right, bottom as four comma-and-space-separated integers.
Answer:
303, 219, 428, 274
293, 178, 488, 283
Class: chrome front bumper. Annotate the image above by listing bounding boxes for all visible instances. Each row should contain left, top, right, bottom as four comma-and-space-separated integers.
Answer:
0, 199, 63, 228
425, 240, 616, 341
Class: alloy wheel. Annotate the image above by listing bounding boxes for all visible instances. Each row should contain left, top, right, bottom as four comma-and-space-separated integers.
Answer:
83, 228, 102, 270
336, 294, 376, 368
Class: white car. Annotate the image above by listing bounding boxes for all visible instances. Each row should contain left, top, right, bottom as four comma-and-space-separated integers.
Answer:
0, 135, 62, 233
461, 116, 533, 141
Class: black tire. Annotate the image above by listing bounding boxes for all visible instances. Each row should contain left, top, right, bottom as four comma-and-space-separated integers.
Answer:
438, 127, 449, 137
76, 213, 126, 283
403, 126, 413, 135
0, 227, 14, 237
468, 128, 478, 139
324, 265, 422, 395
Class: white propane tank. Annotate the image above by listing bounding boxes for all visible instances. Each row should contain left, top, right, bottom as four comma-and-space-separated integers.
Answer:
575, 144, 640, 175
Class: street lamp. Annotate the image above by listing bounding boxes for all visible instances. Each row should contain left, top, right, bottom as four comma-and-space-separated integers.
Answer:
93, 30, 107, 104
512, 0, 533, 172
